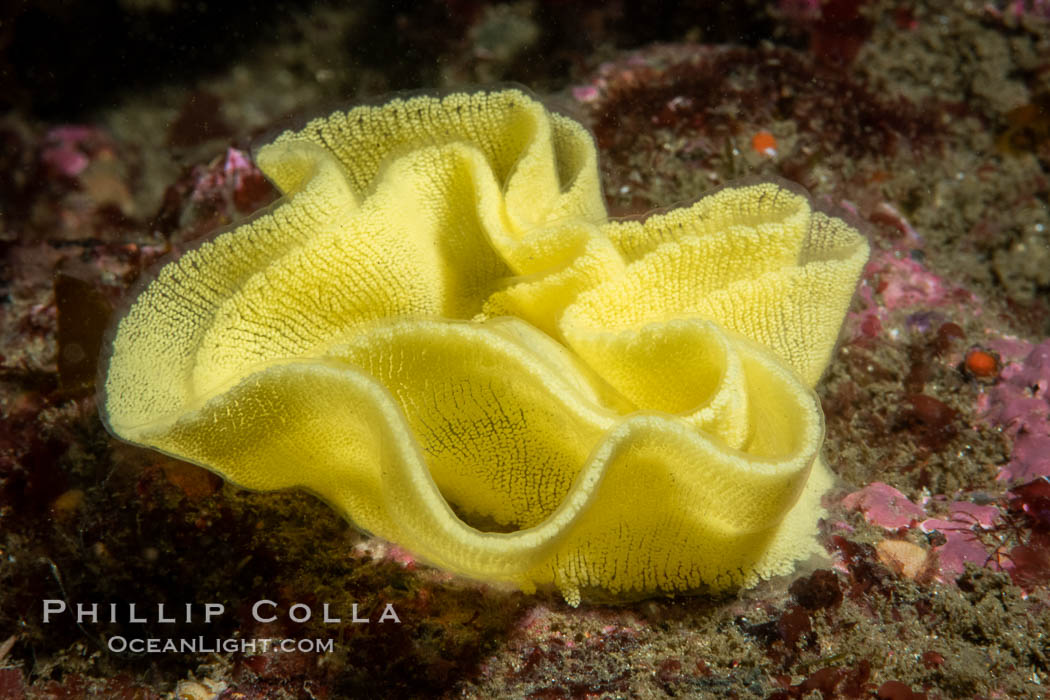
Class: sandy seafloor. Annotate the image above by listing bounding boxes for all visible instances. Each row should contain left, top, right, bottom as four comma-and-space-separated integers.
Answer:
2, 0, 1050, 698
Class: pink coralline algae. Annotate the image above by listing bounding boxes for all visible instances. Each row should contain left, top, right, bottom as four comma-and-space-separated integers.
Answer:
849, 232, 972, 342
842, 486, 1020, 584
839, 479, 1050, 590
981, 339, 1050, 482
156, 146, 276, 240
189, 147, 271, 213
920, 502, 1003, 579
841, 483, 925, 530
39, 125, 107, 178
22, 123, 137, 238
841, 477, 1050, 589
352, 540, 420, 571
571, 85, 600, 103
871, 253, 953, 310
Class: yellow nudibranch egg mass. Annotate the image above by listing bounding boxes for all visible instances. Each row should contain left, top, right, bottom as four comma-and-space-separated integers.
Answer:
101, 88, 868, 605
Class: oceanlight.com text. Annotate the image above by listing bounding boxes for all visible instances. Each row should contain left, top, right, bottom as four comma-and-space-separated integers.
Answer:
107, 635, 335, 654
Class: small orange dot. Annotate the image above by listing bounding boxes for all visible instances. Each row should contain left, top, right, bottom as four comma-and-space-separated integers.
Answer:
965, 348, 998, 377
751, 130, 777, 156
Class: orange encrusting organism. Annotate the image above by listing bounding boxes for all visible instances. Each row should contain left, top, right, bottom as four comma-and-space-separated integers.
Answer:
751, 130, 778, 157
